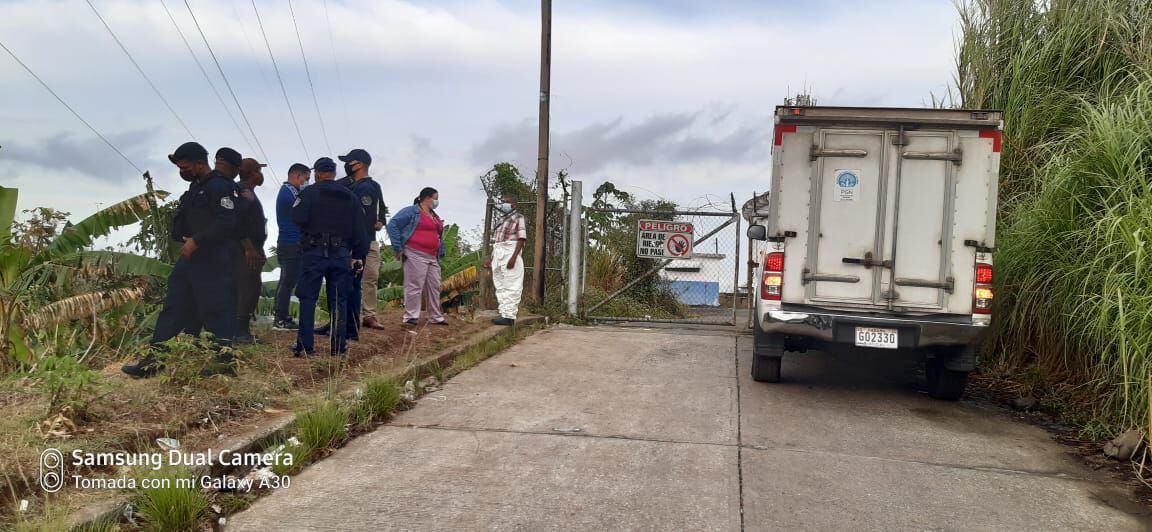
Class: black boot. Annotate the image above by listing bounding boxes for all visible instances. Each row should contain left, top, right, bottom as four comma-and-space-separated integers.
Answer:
122, 353, 164, 379
234, 314, 256, 345
314, 322, 331, 336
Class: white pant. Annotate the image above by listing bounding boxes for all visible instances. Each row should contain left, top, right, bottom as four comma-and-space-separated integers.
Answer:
491, 242, 524, 320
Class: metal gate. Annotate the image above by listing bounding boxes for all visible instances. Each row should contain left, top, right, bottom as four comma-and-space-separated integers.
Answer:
575, 200, 742, 326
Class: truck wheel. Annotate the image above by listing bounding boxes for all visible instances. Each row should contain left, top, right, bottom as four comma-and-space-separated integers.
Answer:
926, 358, 969, 400
752, 329, 783, 383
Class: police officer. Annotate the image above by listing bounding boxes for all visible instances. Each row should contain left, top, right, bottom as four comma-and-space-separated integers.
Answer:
291, 157, 369, 357
234, 157, 269, 344
341, 149, 387, 333
315, 149, 386, 338
123, 142, 237, 378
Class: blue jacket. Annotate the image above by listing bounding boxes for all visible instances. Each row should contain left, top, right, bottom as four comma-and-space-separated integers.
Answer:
276, 183, 302, 246
386, 205, 444, 258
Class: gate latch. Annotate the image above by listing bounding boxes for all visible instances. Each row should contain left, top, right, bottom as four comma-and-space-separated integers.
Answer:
842, 252, 893, 270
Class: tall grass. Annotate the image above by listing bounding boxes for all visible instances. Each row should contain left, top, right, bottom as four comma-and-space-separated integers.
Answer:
956, 0, 1152, 431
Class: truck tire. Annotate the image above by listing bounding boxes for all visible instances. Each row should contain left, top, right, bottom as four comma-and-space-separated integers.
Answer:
926, 358, 969, 400
752, 329, 783, 383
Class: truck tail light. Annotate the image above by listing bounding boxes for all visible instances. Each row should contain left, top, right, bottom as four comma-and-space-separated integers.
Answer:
762, 251, 784, 301
973, 260, 993, 315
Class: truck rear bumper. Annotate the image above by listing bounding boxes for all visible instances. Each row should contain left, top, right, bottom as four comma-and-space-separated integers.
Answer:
759, 308, 987, 349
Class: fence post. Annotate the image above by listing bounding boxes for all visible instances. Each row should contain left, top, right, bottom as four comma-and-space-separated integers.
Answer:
566, 180, 583, 316
479, 200, 493, 309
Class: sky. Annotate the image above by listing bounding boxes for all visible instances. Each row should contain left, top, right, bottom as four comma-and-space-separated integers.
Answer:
0, 0, 960, 253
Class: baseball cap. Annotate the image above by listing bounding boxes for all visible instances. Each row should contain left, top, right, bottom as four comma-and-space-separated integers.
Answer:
239, 158, 267, 178
337, 148, 371, 166
168, 141, 208, 164
215, 147, 242, 168
313, 157, 337, 173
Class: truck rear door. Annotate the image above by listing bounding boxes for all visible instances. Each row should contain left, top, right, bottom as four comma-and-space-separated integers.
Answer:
807, 129, 887, 308
806, 129, 956, 311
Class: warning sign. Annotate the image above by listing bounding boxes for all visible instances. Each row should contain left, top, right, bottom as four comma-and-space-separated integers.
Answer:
636, 219, 694, 260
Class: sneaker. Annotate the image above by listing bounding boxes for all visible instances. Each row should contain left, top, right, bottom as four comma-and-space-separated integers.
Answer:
491, 317, 516, 326
431, 319, 449, 326
314, 323, 331, 336
272, 318, 299, 331
121, 355, 163, 379
403, 319, 419, 326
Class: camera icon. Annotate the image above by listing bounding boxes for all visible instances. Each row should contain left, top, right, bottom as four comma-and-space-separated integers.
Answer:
39, 448, 65, 493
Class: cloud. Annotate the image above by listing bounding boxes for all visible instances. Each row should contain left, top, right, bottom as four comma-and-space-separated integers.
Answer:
471, 110, 769, 174
0, 128, 164, 182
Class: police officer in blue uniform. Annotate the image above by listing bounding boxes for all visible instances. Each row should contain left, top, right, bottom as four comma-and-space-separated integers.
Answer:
314, 149, 386, 338
123, 141, 238, 378
291, 157, 369, 357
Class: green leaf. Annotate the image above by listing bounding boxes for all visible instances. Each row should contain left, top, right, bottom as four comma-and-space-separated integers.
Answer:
78, 251, 172, 277
0, 186, 17, 245
47, 191, 169, 257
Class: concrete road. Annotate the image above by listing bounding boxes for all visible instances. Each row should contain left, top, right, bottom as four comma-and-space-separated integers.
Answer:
229, 326, 1147, 531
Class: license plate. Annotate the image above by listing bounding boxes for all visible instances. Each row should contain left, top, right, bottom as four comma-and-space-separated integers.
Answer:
855, 327, 899, 349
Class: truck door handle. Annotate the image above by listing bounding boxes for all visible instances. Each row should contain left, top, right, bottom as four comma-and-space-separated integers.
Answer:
841, 252, 893, 269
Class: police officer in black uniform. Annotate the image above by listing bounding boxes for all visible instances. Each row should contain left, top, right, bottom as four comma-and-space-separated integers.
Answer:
291, 157, 369, 357
123, 141, 238, 378
233, 157, 269, 344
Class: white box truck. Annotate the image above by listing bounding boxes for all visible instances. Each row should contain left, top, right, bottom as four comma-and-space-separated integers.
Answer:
747, 106, 1002, 400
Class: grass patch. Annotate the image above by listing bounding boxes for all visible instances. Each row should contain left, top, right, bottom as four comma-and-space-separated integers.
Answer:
956, 0, 1152, 434
133, 466, 209, 532
356, 377, 402, 426
295, 400, 349, 457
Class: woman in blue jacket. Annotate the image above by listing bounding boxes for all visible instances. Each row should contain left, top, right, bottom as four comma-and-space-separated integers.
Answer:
386, 188, 447, 325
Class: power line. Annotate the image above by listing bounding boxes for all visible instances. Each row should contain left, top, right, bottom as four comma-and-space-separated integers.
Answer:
86, 0, 197, 140
289, 0, 332, 155
230, 0, 275, 94
183, 0, 274, 170
159, 0, 255, 155
0, 38, 143, 174
250, 0, 310, 160
323, 0, 352, 141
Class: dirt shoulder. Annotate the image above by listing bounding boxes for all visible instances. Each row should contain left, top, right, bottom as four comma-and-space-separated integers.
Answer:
1, 307, 491, 524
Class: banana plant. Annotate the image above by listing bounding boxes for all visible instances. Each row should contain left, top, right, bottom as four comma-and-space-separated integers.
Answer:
1, 189, 171, 370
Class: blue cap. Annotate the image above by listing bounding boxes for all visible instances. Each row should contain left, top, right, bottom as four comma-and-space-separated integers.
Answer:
338, 149, 371, 166
312, 157, 336, 173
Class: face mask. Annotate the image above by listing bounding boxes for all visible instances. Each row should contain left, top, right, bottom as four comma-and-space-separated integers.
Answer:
495, 201, 512, 214
431, 200, 440, 209
179, 169, 196, 182
344, 163, 355, 176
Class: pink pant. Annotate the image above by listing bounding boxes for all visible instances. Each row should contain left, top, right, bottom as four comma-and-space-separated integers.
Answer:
402, 248, 444, 322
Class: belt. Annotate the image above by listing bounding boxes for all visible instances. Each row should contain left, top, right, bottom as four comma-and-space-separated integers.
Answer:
301, 233, 349, 256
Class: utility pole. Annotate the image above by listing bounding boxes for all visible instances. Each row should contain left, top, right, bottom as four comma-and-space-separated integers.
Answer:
531, 0, 552, 304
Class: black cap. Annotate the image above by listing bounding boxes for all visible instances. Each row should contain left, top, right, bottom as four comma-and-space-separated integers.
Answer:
338, 148, 371, 166
215, 147, 242, 169
288, 163, 311, 175
168, 141, 208, 164
313, 157, 336, 173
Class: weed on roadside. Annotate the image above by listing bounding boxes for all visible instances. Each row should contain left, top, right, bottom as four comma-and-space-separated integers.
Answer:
295, 401, 349, 458
133, 466, 209, 532
356, 377, 402, 426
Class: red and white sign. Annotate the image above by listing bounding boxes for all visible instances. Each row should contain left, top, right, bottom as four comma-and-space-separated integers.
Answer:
637, 219, 694, 259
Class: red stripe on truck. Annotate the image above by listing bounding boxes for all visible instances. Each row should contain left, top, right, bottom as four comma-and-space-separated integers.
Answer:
773, 125, 797, 146
979, 130, 1002, 153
